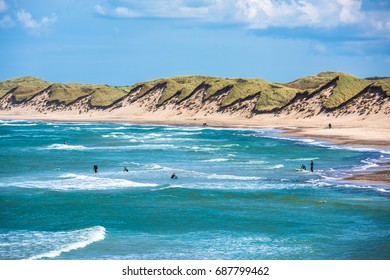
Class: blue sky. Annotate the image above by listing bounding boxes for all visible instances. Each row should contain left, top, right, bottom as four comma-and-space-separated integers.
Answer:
0, 0, 389, 85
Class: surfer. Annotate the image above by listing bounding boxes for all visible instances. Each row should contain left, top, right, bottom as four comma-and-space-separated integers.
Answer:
93, 164, 98, 173
301, 164, 306, 171
123, 166, 128, 172
171, 173, 178, 179
310, 160, 314, 172
64, 140, 67, 145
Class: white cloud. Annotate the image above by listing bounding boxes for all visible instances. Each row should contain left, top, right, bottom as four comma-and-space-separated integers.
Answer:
337, 0, 364, 23
0, 14, 13, 27
94, 4, 106, 15
0, 0, 7, 12
233, 0, 367, 28
95, 0, 390, 37
114, 7, 138, 18
16, 9, 57, 34
95, 0, 218, 19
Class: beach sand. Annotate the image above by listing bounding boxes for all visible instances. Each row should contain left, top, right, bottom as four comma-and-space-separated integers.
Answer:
345, 170, 390, 185
1, 108, 389, 184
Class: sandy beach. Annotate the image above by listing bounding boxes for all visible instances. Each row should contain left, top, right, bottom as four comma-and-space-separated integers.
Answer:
1, 108, 389, 147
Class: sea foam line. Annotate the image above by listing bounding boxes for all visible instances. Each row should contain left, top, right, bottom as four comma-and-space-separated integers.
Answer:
28, 226, 106, 260
146, 164, 264, 181
42, 144, 89, 151
4, 173, 158, 191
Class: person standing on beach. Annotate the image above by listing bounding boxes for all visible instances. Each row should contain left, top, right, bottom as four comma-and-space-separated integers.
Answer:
94, 164, 98, 173
328, 123, 332, 129
310, 160, 314, 172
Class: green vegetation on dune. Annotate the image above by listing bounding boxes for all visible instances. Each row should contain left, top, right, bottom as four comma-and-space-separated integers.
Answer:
0, 76, 51, 100
139, 76, 210, 105
131, 79, 166, 100
175, 76, 210, 102
48, 83, 95, 105
220, 79, 262, 107
373, 78, 390, 96
12, 84, 49, 102
90, 85, 129, 107
324, 73, 372, 109
255, 83, 300, 111
285, 71, 338, 92
138, 76, 211, 100
1, 72, 387, 112
204, 78, 234, 100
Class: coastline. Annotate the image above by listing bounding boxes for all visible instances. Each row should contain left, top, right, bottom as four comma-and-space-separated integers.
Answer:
1, 111, 389, 185
1, 111, 389, 147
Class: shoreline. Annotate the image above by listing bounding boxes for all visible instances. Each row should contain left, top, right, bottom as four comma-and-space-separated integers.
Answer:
1, 112, 390, 185
1, 112, 389, 147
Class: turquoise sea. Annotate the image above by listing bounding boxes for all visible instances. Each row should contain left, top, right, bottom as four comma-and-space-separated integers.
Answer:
0, 120, 389, 260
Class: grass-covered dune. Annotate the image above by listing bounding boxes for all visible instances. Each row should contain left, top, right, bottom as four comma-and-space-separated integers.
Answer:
0, 72, 388, 112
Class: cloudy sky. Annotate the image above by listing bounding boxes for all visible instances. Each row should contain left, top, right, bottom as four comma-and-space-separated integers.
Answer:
0, 0, 389, 85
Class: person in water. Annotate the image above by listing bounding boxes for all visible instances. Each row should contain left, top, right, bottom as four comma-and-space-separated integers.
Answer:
93, 164, 98, 173
64, 140, 67, 145
301, 164, 306, 171
310, 160, 314, 172
171, 173, 178, 179
123, 167, 128, 172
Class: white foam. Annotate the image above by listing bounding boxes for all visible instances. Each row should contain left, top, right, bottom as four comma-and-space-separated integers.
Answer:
1, 123, 37, 127
353, 158, 379, 171
9, 173, 158, 191
206, 173, 263, 180
201, 158, 229, 162
258, 164, 284, 170
338, 183, 390, 194
285, 157, 320, 162
42, 144, 89, 150
29, 226, 106, 260
185, 146, 221, 152
102, 132, 125, 138
0, 226, 106, 260
142, 164, 264, 181
65, 127, 81, 131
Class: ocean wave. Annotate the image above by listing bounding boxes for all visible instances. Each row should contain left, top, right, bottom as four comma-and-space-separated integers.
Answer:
0, 226, 106, 260
102, 132, 126, 138
246, 160, 267, 165
29, 226, 106, 260
185, 146, 221, 152
118, 230, 311, 260
143, 164, 264, 181
285, 157, 320, 162
8, 173, 158, 191
353, 158, 380, 172
254, 133, 390, 156
1, 123, 37, 127
163, 127, 205, 132
337, 183, 390, 194
258, 164, 284, 170
65, 127, 81, 131
201, 158, 229, 162
308, 178, 390, 194
206, 173, 263, 180
42, 144, 89, 150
